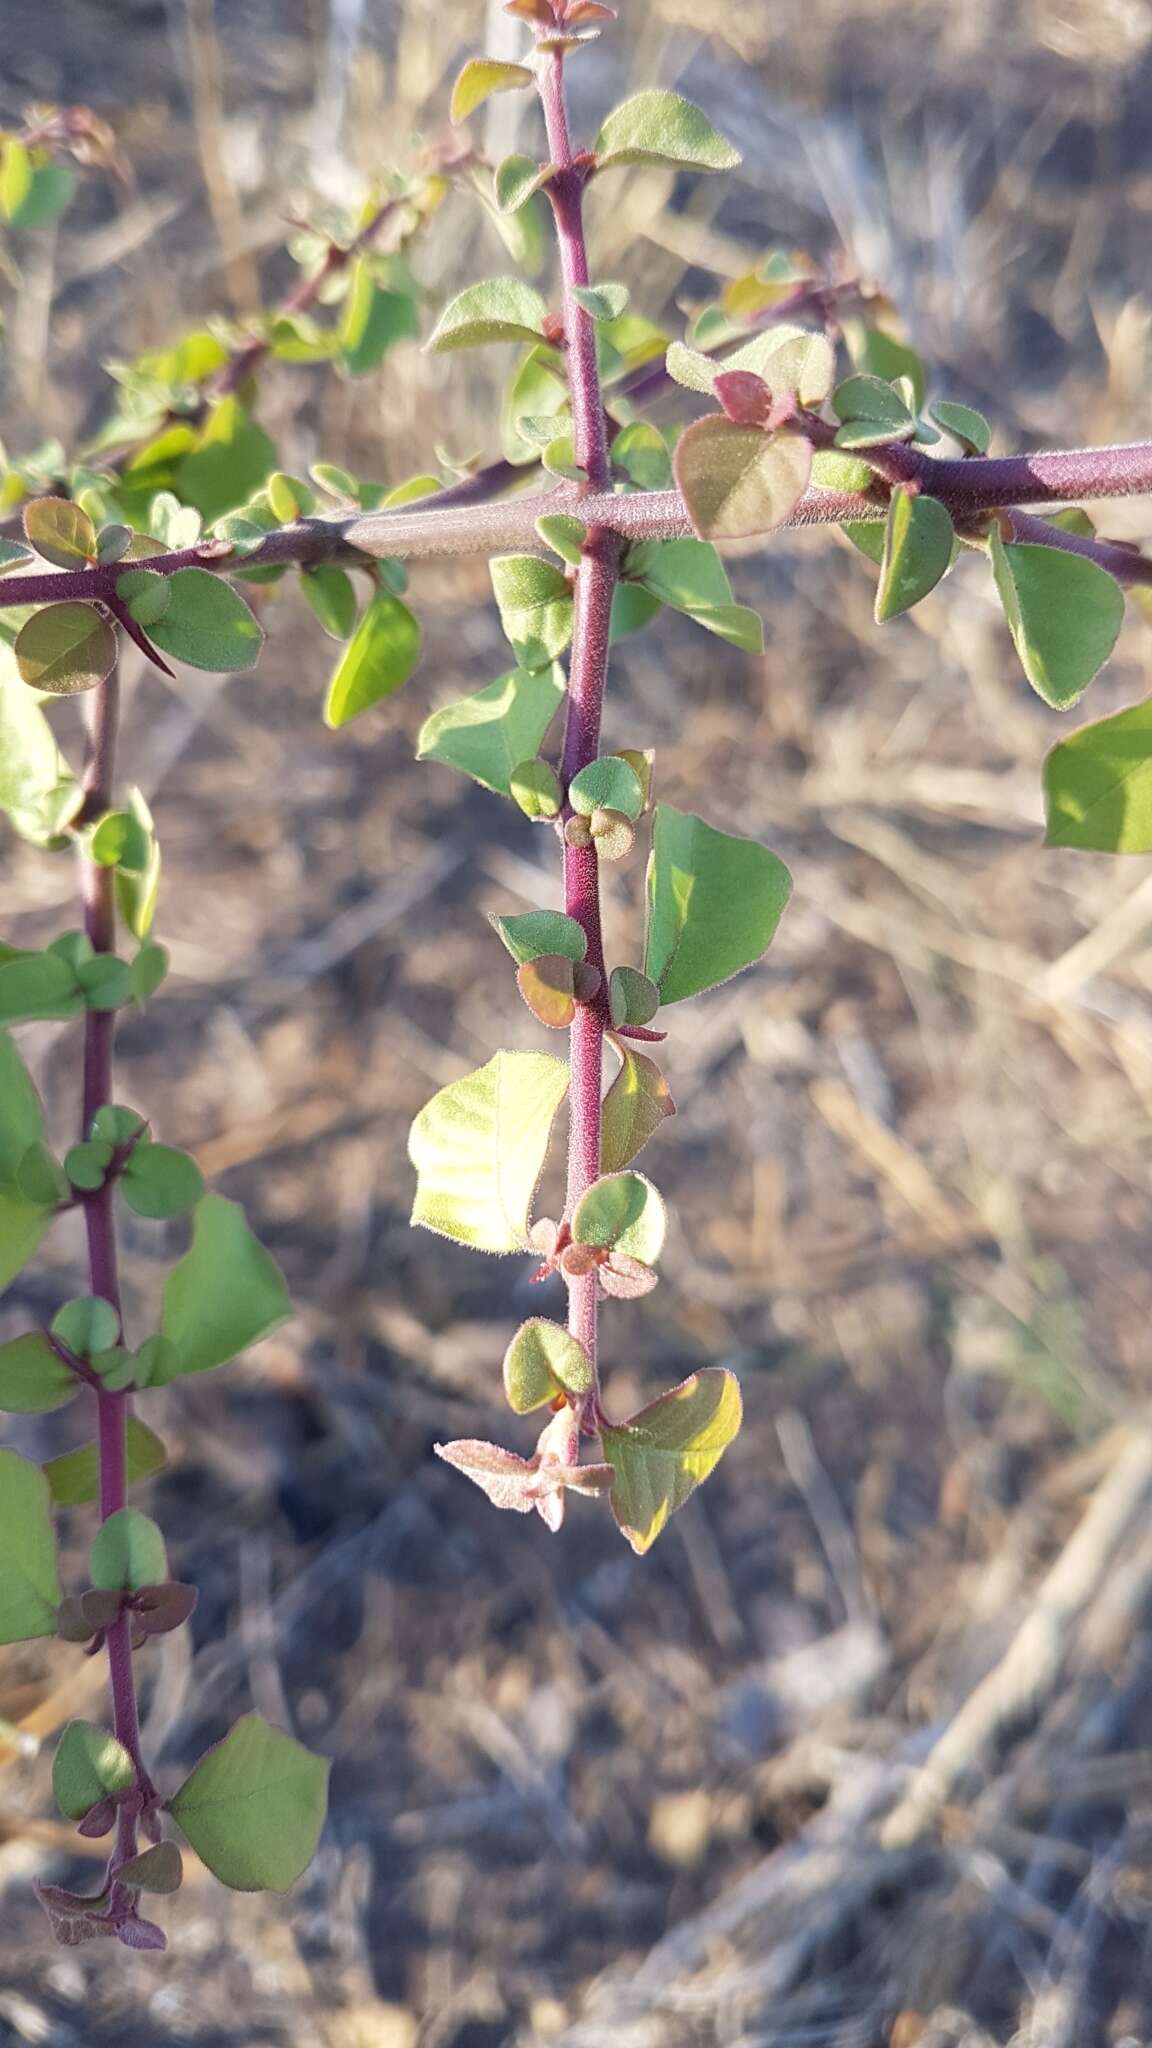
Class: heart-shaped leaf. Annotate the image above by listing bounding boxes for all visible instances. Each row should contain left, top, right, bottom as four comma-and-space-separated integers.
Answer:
0, 1449, 61, 1642
989, 531, 1124, 709
15, 603, 118, 696
0, 1332, 78, 1415
43, 1418, 168, 1508
594, 91, 740, 172
674, 420, 812, 540
168, 1713, 329, 1893
569, 755, 644, 819
644, 804, 792, 1003
409, 1050, 568, 1252
158, 1194, 291, 1380
600, 1040, 675, 1172
601, 1366, 743, 1554
417, 666, 565, 795
874, 487, 954, 622
503, 1318, 594, 1413
53, 1722, 135, 1821
1043, 696, 1152, 851
426, 277, 549, 352
572, 1171, 666, 1263
490, 910, 587, 965
89, 1508, 168, 1592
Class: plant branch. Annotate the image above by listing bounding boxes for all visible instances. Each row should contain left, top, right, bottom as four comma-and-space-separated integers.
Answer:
78, 661, 149, 1903
2, 442, 1152, 611
538, 42, 618, 1387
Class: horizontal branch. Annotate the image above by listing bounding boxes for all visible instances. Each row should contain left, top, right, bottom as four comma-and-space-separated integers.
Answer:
0, 439, 1150, 610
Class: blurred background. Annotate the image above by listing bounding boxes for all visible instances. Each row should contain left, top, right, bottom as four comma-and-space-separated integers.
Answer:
2, 1, 1152, 2043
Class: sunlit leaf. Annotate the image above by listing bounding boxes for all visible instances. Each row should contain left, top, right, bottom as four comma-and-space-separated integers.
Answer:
425, 277, 549, 352
1043, 696, 1152, 852
490, 909, 587, 964
503, 1318, 594, 1413
600, 1039, 675, 1172
600, 1367, 742, 1554
417, 665, 565, 795
451, 58, 534, 124
644, 804, 792, 1002
594, 91, 740, 172
572, 1171, 665, 1264
22, 498, 97, 569
323, 589, 421, 727
409, 1050, 568, 1252
147, 569, 263, 673
874, 487, 954, 622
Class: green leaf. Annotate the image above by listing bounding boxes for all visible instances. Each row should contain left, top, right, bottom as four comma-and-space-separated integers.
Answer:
175, 398, 277, 525
53, 1722, 135, 1821
842, 521, 887, 566
572, 1171, 666, 1264
14, 1140, 69, 1207
988, 531, 1124, 709
147, 568, 264, 673
451, 58, 534, 123
300, 565, 358, 641
503, 1318, 594, 1414
594, 91, 740, 173
831, 374, 916, 448
0, 141, 75, 229
535, 513, 586, 566
14, 603, 118, 696
509, 757, 563, 819
43, 1418, 168, 1508
168, 1712, 329, 1893
64, 1139, 112, 1192
608, 966, 659, 1029
0, 950, 84, 1024
337, 261, 419, 377
929, 399, 990, 453
489, 910, 587, 965
417, 665, 565, 795
569, 755, 644, 820
266, 473, 315, 523
673, 420, 812, 541
113, 789, 161, 942
121, 1143, 205, 1221
842, 320, 927, 410
611, 583, 663, 642
0, 1037, 53, 1297
874, 487, 954, 622
627, 535, 731, 610
0, 1333, 77, 1415
322, 589, 421, 728
111, 568, 170, 629
600, 1366, 742, 1554
611, 421, 672, 491
22, 498, 97, 569
493, 155, 555, 216
90, 1508, 168, 1592
158, 1193, 292, 1380
601, 1041, 675, 1173
425, 277, 549, 352
0, 643, 79, 847
51, 1295, 120, 1358
0, 1449, 61, 1642
490, 555, 574, 671
811, 449, 875, 493
644, 804, 792, 1003
573, 283, 630, 322
1042, 696, 1152, 852
76, 952, 132, 1012
408, 1050, 568, 1252
666, 326, 834, 408
128, 940, 169, 1002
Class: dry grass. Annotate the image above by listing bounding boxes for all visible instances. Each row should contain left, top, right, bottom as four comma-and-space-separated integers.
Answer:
2, 0, 1152, 2042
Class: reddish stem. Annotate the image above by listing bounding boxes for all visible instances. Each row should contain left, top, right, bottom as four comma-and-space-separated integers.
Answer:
78, 664, 147, 1887
538, 44, 620, 1377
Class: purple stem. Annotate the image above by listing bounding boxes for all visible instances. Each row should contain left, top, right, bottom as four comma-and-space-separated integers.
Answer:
78, 664, 146, 1886
538, 44, 620, 1380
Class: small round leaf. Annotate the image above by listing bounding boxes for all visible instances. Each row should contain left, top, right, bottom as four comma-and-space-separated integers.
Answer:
15, 603, 118, 696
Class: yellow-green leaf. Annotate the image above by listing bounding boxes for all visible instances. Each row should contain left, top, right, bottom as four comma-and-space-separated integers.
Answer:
323, 589, 421, 727
408, 1050, 568, 1252
673, 419, 811, 541
601, 1367, 742, 1554
451, 58, 534, 124
169, 1713, 329, 1893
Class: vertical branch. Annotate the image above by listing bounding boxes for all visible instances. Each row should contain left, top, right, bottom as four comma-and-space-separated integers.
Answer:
78, 662, 146, 1875
538, 43, 621, 1377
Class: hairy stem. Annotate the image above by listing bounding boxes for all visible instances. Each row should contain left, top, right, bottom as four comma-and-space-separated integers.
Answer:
538, 44, 619, 1382
78, 664, 146, 1886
